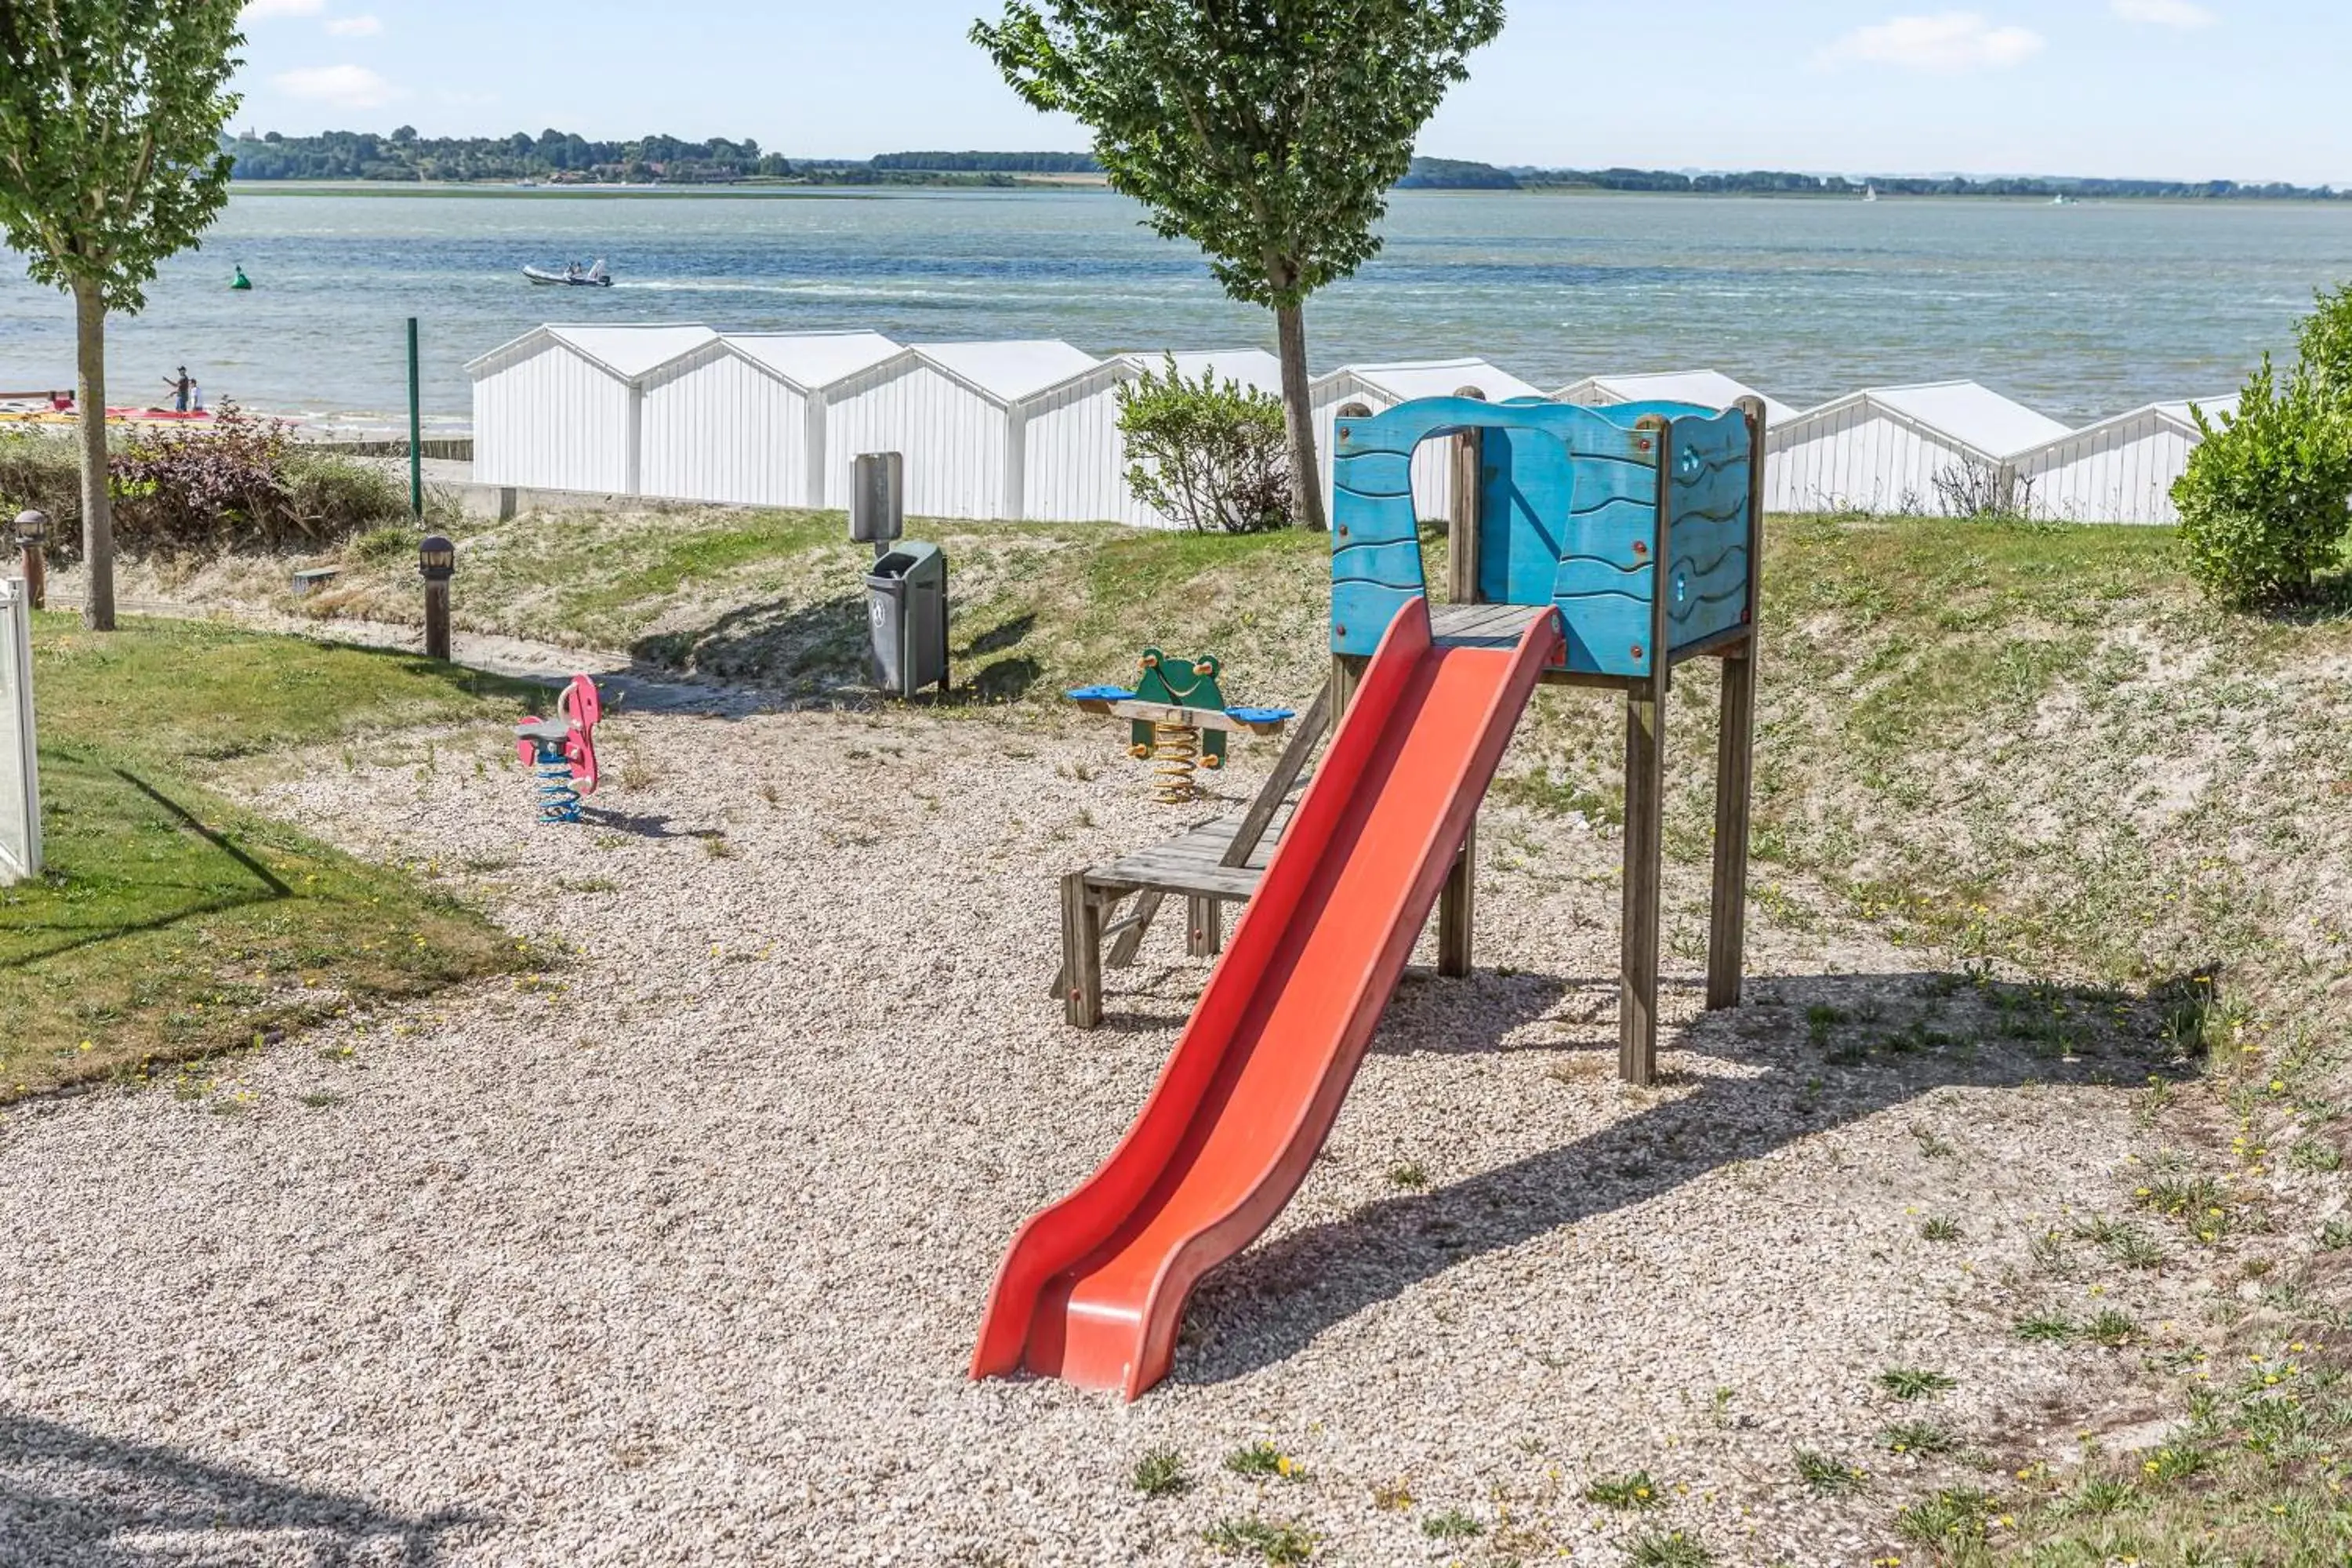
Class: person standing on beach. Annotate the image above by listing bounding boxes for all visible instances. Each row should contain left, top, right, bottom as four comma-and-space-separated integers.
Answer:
162, 365, 192, 412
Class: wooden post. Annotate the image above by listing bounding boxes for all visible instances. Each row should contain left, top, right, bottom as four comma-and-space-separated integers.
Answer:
1187, 896, 1224, 958
1619, 416, 1675, 1086
18, 543, 42, 613
1707, 654, 1755, 1010
1061, 870, 1104, 1028
1620, 687, 1666, 1085
423, 580, 451, 662
1708, 398, 1766, 1011
1438, 387, 1486, 978
1439, 832, 1475, 978
1446, 387, 1487, 603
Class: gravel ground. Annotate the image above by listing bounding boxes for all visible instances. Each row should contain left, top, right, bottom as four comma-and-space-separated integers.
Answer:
0, 705, 2205, 1566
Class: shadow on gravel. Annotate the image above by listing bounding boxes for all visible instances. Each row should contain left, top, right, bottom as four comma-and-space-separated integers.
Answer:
1177, 964, 2213, 1388
0, 1412, 480, 1566
574, 806, 724, 842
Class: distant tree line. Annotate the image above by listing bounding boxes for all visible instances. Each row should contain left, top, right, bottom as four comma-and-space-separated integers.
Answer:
1410, 157, 2348, 200
220, 132, 2350, 201
868, 150, 1099, 172
224, 130, 1107, 184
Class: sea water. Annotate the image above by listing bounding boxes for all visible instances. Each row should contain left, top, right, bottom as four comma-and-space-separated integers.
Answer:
2, 185, 2347, 434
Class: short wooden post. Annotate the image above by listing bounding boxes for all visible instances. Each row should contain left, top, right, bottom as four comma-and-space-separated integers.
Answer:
419, 534, 455, 662
20, 546, 41, 612
1062, 870, 1104, 1029
423, 581, 451, 662
1187, 895, 1223, 958
1439, 830, 1475, 978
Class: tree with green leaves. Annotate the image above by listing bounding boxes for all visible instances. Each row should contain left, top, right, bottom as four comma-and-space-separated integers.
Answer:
972, 0, 1504, 532
0, 0, 244, 630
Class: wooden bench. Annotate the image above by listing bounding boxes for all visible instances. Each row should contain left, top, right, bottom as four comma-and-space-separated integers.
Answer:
1053, 681, 1329, 1026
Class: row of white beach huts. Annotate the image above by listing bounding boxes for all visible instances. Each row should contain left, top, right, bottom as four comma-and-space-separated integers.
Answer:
467, 323, 2237, 528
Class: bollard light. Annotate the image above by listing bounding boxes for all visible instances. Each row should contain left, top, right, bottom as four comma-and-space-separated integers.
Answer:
418, 534, 456, 582
13, 509, 45, 547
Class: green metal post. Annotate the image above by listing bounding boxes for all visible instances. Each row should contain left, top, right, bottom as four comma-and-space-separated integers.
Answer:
407, 316, 423, 520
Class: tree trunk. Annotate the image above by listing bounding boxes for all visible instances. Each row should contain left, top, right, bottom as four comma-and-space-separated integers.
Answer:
1274, 300, 1327, 532
71, 277, 116, 632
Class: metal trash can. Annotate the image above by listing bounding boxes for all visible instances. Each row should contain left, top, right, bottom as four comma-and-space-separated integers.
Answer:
864, 541, 949, 698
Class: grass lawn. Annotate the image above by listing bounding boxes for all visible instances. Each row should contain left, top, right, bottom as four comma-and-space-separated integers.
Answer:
0, 612, 545, 1102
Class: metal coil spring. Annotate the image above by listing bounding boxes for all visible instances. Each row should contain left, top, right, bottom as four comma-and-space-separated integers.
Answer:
1151, 720, 1200, 804
535, 746, 583, 825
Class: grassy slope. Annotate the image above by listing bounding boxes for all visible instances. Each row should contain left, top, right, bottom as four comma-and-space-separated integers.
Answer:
0, 614, 544, 1101
105, 506, 2352, 1556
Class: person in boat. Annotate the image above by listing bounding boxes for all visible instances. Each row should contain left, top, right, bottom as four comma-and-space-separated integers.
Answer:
162, 366, 193, 412
190, 380, 205, 413
565, 261, 580, 280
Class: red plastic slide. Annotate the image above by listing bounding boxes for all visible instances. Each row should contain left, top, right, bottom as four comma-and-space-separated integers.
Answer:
971, 597, 1565, 1399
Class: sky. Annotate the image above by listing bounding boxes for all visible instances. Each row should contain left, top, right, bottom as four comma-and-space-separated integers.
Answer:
230, 1, 2352, 186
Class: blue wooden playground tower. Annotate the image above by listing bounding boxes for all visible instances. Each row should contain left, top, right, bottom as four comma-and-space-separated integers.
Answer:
1327, 392, 1765, 1084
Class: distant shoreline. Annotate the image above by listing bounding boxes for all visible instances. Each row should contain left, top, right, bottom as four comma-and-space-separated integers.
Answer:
223, 179, 2352, 206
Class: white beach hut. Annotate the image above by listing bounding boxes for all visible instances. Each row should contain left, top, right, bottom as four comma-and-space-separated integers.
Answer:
1554, 369, 1800, 428
821, 339, 1100, 521
1309, 358, 1546, 522
469, 323, 718, 495
1763, 381, 2068, 516
2013, 397, 2238, 525
636, 331, 902, 508
1019, 350, 1287, 527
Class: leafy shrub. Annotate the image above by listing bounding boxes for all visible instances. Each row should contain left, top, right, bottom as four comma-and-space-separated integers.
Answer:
1116, 354, 1291, 533
0, 409, 405, 561
2296, 280, 2352, 402
2173, 356, 2352, 606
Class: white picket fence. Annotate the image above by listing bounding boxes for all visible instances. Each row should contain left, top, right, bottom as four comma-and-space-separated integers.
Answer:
0, 577, 39, 885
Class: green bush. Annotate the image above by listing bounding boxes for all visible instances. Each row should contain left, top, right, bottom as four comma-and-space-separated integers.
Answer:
0, 412, 407, 561
2172, 356, 2352, 607
1116, 354, 1291, 533
2296, 280, 2352, 403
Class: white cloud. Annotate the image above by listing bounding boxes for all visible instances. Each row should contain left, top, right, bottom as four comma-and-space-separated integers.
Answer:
241, 0, 325, 19
1820, 12, 2046, 71
272, 64, 401, 110
324, 13, 382, 34
2111, 0, 2216, 27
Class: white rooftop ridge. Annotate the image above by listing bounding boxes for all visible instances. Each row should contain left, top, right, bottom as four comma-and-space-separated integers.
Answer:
1323, 358, 1548, 404
541, 324, 720, 380
1814, 380, 2070, 459
722, 331, 904, 390
912, 339, 1101, 403
1556, 369, 1801, 427
1115, 349, 1286, 395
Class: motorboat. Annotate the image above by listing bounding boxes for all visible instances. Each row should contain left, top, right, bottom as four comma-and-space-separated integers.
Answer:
524, 258, 612, 287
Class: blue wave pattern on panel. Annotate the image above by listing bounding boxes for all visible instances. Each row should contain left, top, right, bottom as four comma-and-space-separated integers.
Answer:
1331, 397, 1751, 681
1661, 406, 1755, 658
